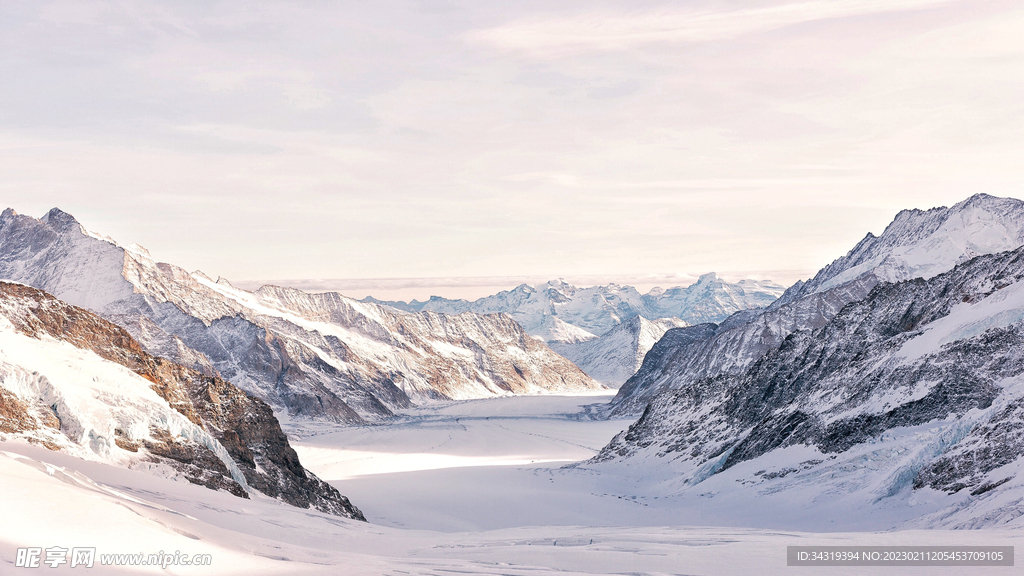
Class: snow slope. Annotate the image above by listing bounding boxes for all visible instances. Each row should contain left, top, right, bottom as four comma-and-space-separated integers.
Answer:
289, 388, 1024, 535
776, 193, 1024, 304
0, 308, 239, 480
0, 208, 601, 424
0, 282, 361, 518
1, 392, 1020, 575
550, 316, 688, 387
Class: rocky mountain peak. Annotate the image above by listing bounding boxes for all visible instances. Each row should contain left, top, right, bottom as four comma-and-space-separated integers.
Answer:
953, 192, 1003, 209
785, 194, 1024, 302
40, 207, 83, 233
595, 193, 1024, 530
612, 194, 1024, 418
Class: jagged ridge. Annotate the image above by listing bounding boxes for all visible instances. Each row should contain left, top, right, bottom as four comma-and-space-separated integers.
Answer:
589, 195, 1024, 529
0, 208, 602, 424
368, 273, 784, 342
610, 194, 1024, 417
0, 281, 364, 520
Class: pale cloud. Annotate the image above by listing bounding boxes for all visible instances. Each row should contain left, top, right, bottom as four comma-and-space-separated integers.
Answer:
1, 0, 1022, 294
283, 84, 331, 110
466, 0, 957, 56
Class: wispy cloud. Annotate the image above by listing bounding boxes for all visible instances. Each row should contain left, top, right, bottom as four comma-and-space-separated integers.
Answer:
3, 0, 1020, 288
467, 0, 955, 55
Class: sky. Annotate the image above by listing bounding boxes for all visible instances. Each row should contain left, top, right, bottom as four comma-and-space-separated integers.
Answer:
2, 0, 1023, 300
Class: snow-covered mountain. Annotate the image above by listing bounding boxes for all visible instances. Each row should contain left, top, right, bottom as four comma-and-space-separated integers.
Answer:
367, 274, 782, 388
367, 274, 785, 342
550, 316, 688, 387
0, 281, 363, 519
588, 193, 1024, 529
774, 192, 1024, 306
610, 193, 1024, 416
0, 208, 601, 425
641, 274, 784, 324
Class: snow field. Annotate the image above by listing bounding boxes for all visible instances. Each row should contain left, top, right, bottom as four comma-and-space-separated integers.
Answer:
4, 440, 1020, 576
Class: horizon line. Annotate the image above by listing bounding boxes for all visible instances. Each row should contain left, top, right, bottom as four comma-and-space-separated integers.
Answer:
230, 269, 814, 297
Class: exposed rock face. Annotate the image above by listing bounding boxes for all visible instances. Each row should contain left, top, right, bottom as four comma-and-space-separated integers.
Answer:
368, 273, 785, 341
550, 316, 688, 387
0, 208, 601, 424
610, 194, 1024, 417
615, 322, 720, 397
915, 396, 1024, 495
588, 202, 1024, 528
610, 274, 880, 416
142, 427, 249, 498
600, 250, 1024, 464
0, 281, 364, 520
0, 386, 59, 439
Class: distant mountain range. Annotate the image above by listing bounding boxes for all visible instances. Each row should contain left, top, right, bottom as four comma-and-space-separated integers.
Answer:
366, 274, 786, 386
549, 316, 688, 387
365, 274, 785, 342
0, 208, 602, 426
4, 192, 1024, 531
587, 193, 1024, 529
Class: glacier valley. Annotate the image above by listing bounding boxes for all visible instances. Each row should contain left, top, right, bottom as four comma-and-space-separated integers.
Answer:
3, 391, 1019, 575
3, 193, 1024, 575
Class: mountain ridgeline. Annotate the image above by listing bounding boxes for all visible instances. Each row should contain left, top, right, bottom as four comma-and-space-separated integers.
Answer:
367, 274, 786, 387
588, 193, 1024, 529
0, 208, 602, 425
366, 274, 785, 342
4, 193, 1024, 530
610, 193, 1024, 416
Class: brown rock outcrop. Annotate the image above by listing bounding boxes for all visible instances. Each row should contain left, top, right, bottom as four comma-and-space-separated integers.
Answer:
0, 281, 364, 520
